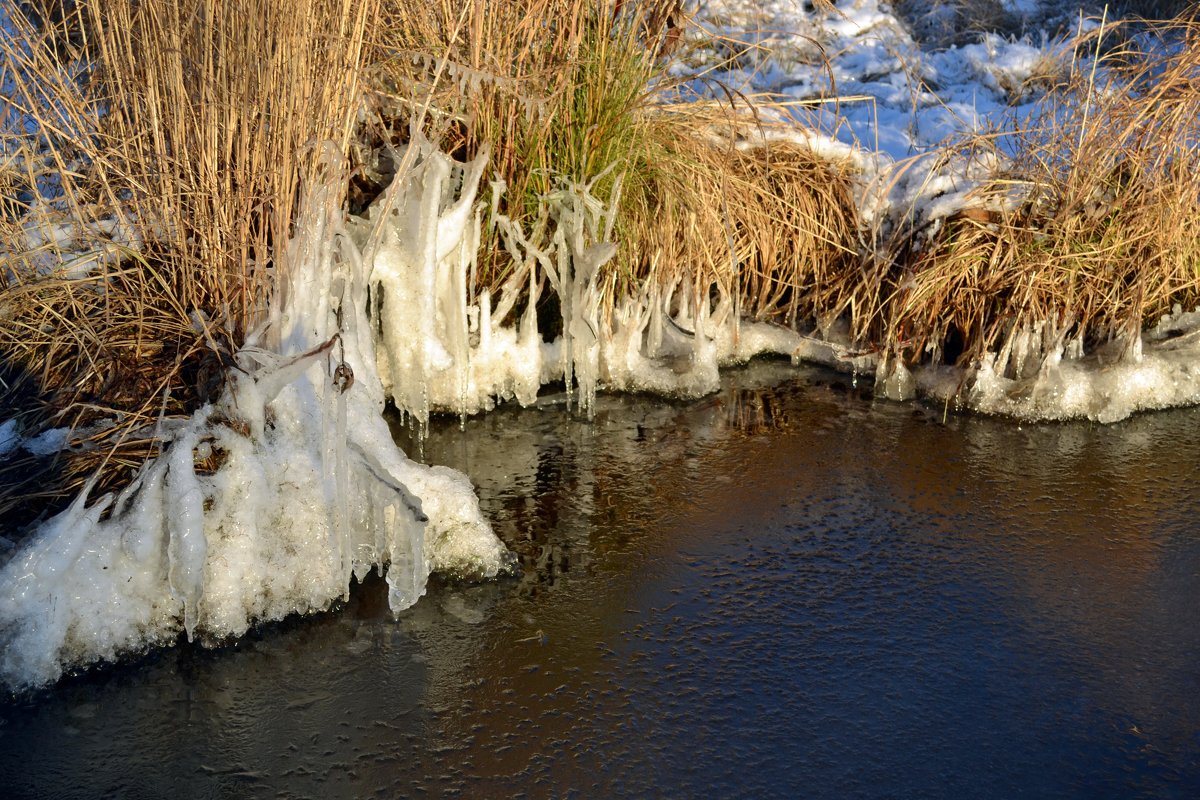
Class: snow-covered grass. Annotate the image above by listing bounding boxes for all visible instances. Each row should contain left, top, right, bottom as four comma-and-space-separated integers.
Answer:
881, 22, 1200, 367
686, 1, 1200, 421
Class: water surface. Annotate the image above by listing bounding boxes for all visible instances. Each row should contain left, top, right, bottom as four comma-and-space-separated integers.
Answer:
2, 361, 1198, 798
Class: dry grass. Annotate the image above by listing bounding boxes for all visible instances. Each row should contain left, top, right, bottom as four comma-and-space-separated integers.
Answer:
616, 106, 859, 327
1, 0, 379, 519
8, 0, 1197, 515
368, 0, 689, 279
865, 17, 1200, 371
367, 0, 859, 328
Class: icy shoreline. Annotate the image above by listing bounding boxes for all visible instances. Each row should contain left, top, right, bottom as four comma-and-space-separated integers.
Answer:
4, 138, 1197, 692
4, 0, 1197, 691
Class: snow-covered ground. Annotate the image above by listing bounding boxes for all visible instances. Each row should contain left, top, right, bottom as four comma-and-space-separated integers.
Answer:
2, 0, 1197, 689
682, 0, 1095, 236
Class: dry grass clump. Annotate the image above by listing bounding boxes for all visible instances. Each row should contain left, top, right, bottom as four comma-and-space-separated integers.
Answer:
619, 107, 859, 327
0, 0, 378, 518
868, 17, 1200, 370
368, 0, 858, 328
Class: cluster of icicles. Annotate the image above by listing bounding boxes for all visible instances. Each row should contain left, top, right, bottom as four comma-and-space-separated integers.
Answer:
8, 131, 1200, 690
0, 132, 864, 691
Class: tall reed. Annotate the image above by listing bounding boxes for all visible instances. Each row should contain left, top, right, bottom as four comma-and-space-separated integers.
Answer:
1, 0, 379, 513
370, 0, 859, 327
2, 0, 861, 520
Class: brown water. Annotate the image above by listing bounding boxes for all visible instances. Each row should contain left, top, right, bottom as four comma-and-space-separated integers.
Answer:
1, 360, 1199, 798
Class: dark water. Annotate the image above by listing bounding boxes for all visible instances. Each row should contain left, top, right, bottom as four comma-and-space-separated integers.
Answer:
2, 360, 1199, 799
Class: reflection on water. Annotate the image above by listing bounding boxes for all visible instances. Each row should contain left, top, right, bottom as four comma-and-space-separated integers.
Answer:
2, 359, 1199, 798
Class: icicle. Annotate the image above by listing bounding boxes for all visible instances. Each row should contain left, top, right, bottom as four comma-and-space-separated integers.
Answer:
165, 429, 206, 641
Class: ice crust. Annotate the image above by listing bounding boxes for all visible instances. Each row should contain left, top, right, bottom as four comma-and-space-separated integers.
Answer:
903, 309, 1200, 423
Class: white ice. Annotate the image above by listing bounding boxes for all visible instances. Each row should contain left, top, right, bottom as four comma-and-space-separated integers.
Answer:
0, 138, 512, 691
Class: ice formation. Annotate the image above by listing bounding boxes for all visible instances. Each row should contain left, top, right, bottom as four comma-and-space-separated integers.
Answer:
0, 139, 513, 691
351, 1, 1200, 427
0, 125, 857, 691
335, 129, 874, 428
4, 110, 869, 689
903, 309, 1200, 423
